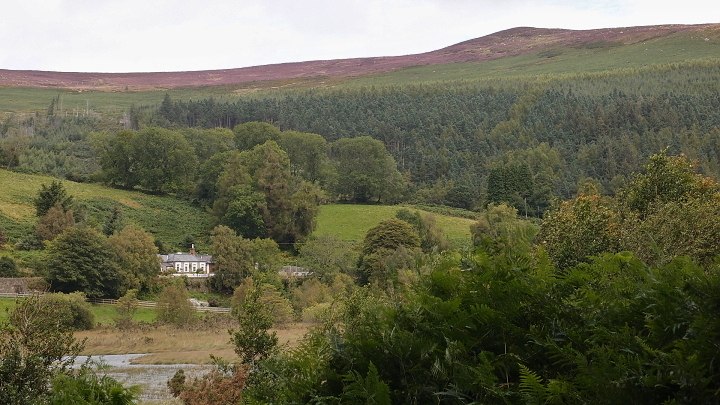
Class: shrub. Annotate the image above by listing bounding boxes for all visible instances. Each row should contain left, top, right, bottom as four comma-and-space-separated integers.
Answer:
48, 363, 140, 405
0, 256, 19, 277
0, 295, 83, 405
43, 292, 95, 331
231, 278, 294, 325
156, 280, 195, 326
169, 361, 248, 405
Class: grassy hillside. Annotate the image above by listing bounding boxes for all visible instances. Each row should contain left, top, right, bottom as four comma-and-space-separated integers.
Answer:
0, 170, 212, 249
0, 171, 474, 252
313, 204, 475, 244
343, 30, 720, 86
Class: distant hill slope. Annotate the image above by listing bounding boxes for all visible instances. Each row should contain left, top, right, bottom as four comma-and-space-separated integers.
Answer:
1, 23, 718, 91
0, 170, 211, 249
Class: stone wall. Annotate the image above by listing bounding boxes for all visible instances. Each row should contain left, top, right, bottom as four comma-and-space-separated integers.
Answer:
0, 278, 45, 294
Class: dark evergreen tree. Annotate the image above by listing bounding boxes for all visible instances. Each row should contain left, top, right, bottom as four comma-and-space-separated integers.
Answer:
34, 180, 73, 217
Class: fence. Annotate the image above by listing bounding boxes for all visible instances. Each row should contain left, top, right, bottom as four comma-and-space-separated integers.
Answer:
0, 293, 231, 313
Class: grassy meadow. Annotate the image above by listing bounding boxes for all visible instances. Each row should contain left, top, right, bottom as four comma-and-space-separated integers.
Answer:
0, 169, 212, 249
0, 168, 474, 250
313, 204, 475, 243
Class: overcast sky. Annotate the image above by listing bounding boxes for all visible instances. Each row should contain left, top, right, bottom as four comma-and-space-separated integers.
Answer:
1, 0, 717, 73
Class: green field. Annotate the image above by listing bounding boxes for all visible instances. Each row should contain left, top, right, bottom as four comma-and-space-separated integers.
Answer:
0, 169, 212, 249
313, 204, 475, 243
0, 170, 474, 254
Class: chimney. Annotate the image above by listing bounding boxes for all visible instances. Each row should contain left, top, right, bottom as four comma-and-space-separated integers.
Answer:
190, 244, 196, 255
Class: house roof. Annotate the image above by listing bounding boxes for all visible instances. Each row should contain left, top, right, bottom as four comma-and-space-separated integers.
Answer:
159, 253, 213, 263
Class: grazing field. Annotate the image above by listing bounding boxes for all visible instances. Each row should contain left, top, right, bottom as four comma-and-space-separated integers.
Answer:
313, 204, 475, 243
0, 169, 212, 249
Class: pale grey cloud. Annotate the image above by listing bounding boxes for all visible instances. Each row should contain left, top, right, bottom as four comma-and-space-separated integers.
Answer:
0, 0, 716, 73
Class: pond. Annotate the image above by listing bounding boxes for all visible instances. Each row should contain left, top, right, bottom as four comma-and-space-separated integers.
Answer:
72, 354, 212, 402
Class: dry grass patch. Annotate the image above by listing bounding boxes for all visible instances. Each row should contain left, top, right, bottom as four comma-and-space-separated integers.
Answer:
0, 201, 34, 221
75, 323, 311, 365
118, 198, 143, 208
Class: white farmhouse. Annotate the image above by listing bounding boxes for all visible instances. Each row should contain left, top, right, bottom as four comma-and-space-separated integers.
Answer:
158, 245, 214, 277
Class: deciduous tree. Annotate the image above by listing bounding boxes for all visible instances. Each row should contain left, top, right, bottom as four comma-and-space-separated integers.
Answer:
35, 202, 75, 241
209, 225, 254, 294
46, 227, 120, 298
330, 136, 406, 203
108, 225, 160, 295
0, 295, 83, 405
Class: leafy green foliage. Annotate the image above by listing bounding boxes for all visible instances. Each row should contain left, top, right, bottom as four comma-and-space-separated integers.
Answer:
362, 218, 420, 256
539, 152, 720, 269
359, 218, 421, 284
340, 362, 391, 405
155, 279, 195, 326
0, 295, 84, 405
230, 283, 279, 365
298, 234, 358, 281
0, 256, 19, 277
536, 193, 618, 269
471, 203, 538, 256
48, 363, 140, 405
43, 292, 96, 331
107, 225, 160, 295
619, 149, 719, 216
231, 277, 294, 325
115, 289, 139, 320
211, 141, 321, 244
46, 227, 121, 298
209, 225, 254, 294
233, 121, 281, 151
255, 244, 720, 404
330, 136, 406, 203
396, 208, 448, 252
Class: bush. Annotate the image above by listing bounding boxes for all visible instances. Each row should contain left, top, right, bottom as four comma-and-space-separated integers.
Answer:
301, 302, 332, 324
169, 361, 248, 405
49, 363, 140, 405
156, 280, 195, 326
231, 278, 294, 325
0, 295, 83, 405
43, 292, 95, 331
0, 256, 19, 277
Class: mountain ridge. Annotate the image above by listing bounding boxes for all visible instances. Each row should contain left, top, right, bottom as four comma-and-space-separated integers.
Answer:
1, 23, 718, 91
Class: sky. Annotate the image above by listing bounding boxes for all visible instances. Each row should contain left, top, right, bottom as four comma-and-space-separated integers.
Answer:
1, 0, 717, 73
